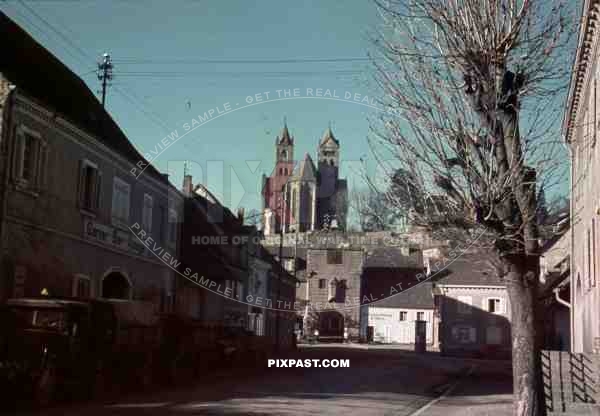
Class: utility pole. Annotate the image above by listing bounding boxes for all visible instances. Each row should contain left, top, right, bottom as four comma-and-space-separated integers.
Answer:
97, 53, 113, 107
275, 184, 285, 351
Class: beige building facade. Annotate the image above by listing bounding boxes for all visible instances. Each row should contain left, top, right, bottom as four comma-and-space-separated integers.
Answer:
564, 0, 600, 353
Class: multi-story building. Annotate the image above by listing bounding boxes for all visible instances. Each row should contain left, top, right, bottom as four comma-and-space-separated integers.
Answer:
302, 247, 364, 341
563, 0, 600, 354
0, 12, 183, 309
432, 254, 512, 358
261, 123, 348, 234
179, 177, 249, 326
360, 247, 434, 345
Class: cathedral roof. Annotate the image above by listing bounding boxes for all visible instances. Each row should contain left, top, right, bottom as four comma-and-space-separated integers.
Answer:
277, 123, 293, 145
319, 127, 339, 147
291, 153, 316, 182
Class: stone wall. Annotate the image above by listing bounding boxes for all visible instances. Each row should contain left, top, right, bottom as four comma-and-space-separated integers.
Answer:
305, 248, 364, 339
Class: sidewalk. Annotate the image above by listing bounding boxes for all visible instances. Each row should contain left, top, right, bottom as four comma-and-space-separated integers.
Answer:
299, 342, 439, 351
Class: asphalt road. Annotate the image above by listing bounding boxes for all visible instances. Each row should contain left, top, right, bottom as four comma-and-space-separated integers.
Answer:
14, 346, 514, 416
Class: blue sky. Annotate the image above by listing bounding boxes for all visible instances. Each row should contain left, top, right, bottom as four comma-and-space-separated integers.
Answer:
2, 0, 382, 217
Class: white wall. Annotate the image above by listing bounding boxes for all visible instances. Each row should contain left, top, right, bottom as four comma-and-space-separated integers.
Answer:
367, 306, 434, 344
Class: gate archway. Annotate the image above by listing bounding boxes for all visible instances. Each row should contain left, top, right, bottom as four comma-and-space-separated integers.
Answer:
102, 271, 132, 299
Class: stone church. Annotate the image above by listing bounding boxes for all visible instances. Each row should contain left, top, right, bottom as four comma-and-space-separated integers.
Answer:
262, 123, 347, 235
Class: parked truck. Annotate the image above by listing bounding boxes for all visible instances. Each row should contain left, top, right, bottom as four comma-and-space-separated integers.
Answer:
0, 297, 160, 407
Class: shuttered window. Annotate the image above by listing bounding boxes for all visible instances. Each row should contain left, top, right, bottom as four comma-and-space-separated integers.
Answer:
111, 177, 130, 225
13, 126, 48, 191
78, 160, 101, 212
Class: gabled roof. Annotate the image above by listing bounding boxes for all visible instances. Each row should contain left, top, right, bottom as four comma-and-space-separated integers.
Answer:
0, 12, 168, 185
291, 153, 316, 182
370, 282, 434, 309
319, 127, 339, 147
432, 254, 504, 287
277, 124, 293, 145
364, 246, 423, 269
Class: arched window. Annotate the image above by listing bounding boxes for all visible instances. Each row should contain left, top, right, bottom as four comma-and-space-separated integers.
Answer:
102, 271, 132, 299
280, 150, 288, 161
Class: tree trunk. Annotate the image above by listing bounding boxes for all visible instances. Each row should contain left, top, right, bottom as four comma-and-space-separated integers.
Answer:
504, 254, 546, 416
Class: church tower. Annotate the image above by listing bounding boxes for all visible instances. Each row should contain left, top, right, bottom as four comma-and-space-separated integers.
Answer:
318, 126, 340, 169
275, 121, 294, 175
316, 126, 346, 230
262, 121, 295, 234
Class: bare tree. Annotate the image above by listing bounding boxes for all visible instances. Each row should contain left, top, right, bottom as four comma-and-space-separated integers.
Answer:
351, 187, 393, 231
368, 1, 576, 415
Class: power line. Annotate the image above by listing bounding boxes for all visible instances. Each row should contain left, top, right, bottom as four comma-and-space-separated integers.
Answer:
115, 69, 364, 76
113, 57, 371, 65
113, 87, 173, 134
11, 2, 177, 138
16, 0, 93, 63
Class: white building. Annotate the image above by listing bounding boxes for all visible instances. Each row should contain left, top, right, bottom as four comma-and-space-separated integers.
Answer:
363, 282, 435, 344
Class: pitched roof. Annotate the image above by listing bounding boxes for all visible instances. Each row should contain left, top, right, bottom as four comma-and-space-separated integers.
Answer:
291, 153, 316, 181
277, 124, 293, 145
364, 246, 423, 269
431, 254, 504, 286
0, 12, 168, 185
319, 127, 339, 147
370, 282, 434, 309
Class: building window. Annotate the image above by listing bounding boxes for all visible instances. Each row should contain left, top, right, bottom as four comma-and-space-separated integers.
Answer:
14, 126, 47, 190
318, 279, 326, 289
399, 311, 407, 322
416, 311, 425, 321
588, 228, 592, 290
327, 249, 343, 264
168, 208, 178, 244
78, 160, 101, 212
22, 134, 34, 181
159, 206, 166, 243
328, 279, 338, 302
111, 177, 130, 225
142, 194, 153, 232
13, 265, 27, 298
457, 296, 472, 314
487, 298, 503, 314
225, 280, 243, 299
594, 219, 597, 287
73, 275, 92, 299
452, 326, 476, 343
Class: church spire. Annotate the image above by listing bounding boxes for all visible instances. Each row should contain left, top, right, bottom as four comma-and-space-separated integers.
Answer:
278, 118, 293, 145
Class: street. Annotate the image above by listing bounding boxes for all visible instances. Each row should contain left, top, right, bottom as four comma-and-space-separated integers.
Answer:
16, 346, 514, 416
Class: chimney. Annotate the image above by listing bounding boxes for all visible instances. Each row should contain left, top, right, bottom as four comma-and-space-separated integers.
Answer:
182, 175, 193, 196
237, 207, 245, 223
